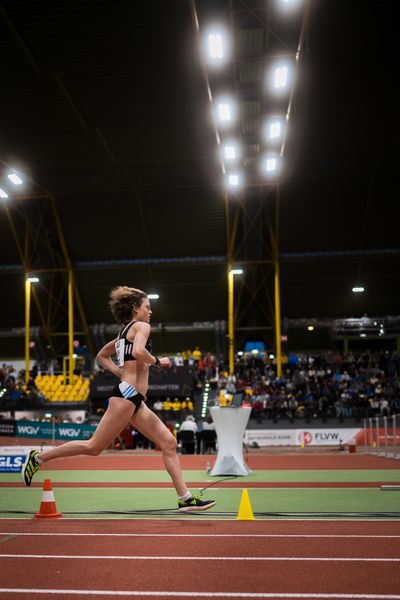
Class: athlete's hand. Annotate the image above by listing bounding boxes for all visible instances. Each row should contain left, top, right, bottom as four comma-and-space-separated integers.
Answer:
159, 357, 171, 368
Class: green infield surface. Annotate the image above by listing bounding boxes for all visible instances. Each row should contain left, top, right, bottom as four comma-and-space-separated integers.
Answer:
1, 452, 399, 519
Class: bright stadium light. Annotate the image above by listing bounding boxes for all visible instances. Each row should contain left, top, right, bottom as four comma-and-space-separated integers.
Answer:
226, 172, 243, 189
215, 97, 237, 127
267, 60, 294, 95
8, 172, 23, 185
276, 0, 302, 12
352, 286, 365, 293
148, 294, 159, 300
230, 268, 243, 276
264, 116, 285, 144
222, 141, 240, 162
0, 188, 8, 199
26, 276, 39, 283
203, 27, 230, 65
261, 153, 282, 177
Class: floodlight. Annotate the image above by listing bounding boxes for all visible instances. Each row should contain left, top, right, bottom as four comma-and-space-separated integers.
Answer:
26, 276, 39, 283
0, 189, 8, 199
261, 153, 282, 177
264, 116, 285, 143
222, 141, 240, 162
276, 0, 302, 11
226, 172, 242, 189
230, 268, 243, 276
352, 286, 365, 293
7, 172, 23, 185
148, 294, 159, 300
204, 27, 230, 64
218, 103, 231, 121
267, 59, 294, 95
307, 325, 314, 331
275, 66, 288, 88
215, 97, 237, 127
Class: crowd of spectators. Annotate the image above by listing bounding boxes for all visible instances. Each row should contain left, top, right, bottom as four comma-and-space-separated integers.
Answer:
215, 350, 400, 421
0, 363, 43, 404
1, 347, 400, 423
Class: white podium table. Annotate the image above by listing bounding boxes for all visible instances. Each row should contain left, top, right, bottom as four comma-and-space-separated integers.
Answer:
210, 406, 252, 476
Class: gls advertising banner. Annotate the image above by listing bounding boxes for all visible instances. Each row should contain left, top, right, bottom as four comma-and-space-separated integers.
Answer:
0, 454, 26, 472
16, 420, 97, 441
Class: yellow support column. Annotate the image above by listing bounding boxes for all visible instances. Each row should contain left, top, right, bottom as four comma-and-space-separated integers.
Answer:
274, 259, 282, 379
228, 267, 234, 375
68, 269, 74, 383
274, 184, 282, 379
24, 278, 31, 385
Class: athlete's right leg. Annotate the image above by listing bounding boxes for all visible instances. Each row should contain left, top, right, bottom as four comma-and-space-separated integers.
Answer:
38, 397, 136, 463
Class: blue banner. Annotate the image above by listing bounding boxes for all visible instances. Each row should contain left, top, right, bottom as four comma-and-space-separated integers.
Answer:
15, 420, 97, 441
0, 454, 26, 472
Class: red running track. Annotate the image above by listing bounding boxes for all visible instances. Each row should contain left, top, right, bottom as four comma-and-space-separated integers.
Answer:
31, 453, 400, 470
0, 519, 400, 599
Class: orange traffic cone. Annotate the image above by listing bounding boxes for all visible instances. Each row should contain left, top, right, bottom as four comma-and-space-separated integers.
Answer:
34, 478, 62, 519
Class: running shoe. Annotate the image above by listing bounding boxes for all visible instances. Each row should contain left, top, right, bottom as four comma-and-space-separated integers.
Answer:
22, 450, 41, 486
178, 495, 216, 512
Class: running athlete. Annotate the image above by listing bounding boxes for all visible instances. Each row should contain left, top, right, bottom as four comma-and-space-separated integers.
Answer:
22, 286, 215, 512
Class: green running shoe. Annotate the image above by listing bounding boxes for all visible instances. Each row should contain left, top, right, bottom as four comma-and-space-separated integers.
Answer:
22, 450, 41, 486
178, 495, 216, 512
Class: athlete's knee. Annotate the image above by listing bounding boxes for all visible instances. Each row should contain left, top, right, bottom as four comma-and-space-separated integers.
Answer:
86, 440, 104, 456
160, 432, 177, 453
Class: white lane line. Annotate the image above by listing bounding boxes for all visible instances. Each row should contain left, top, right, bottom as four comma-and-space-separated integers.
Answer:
0, 589, 400, 598
0, 554, 399, 562
1, 517, 400, 522
1, 533, 400, 539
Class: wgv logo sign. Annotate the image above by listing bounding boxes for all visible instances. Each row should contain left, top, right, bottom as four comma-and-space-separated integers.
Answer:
0, 455, 25, 472
58, 427, 81, 438
17, 425, 40, 436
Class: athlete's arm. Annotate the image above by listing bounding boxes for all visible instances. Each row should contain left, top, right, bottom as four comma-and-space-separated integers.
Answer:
96, 338, 122, 378
131, 322, 170, 367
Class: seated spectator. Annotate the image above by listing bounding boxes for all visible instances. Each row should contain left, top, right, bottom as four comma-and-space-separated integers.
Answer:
192, 346, 202, 363
179, 415, 198, 433
153, 399, 164, 413
201, 414, 215, 431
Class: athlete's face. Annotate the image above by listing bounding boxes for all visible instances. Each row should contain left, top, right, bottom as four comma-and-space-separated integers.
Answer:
134, 298, 152, 323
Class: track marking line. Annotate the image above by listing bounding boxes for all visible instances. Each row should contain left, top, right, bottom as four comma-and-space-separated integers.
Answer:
0, 589, 400, 598
1, 533, 400, 539
0, 554, 400, 562
1, 517, 400, 522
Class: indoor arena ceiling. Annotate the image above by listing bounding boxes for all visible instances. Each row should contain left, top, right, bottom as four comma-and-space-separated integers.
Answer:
0, 0, 399, 354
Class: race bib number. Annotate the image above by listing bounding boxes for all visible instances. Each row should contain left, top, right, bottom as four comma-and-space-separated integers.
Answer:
115, 338, 125, 367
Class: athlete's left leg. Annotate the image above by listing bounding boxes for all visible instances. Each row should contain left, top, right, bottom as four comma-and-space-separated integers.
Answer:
131, 403, 188, 497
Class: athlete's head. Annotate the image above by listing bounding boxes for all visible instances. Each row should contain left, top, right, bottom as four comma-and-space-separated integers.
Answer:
109, 286, 148, 324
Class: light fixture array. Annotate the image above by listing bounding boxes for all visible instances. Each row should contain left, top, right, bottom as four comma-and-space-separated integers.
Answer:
198, 0, 304, 192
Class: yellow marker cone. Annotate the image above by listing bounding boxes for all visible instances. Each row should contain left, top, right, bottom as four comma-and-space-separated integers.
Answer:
236, 488, 255, 521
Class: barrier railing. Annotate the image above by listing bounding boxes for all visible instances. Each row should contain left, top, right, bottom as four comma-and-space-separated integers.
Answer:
363, 414, 399, 459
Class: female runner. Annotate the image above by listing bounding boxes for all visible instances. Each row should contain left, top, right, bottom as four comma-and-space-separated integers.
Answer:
22, 286, 215, 512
